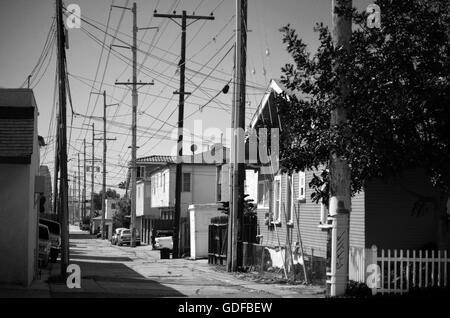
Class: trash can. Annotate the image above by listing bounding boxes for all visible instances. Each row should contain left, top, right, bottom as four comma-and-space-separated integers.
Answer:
160, 248, 171, 259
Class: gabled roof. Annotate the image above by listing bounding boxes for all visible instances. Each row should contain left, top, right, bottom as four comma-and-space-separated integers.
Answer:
0, 89, 37, 164
249, 79, 310, 130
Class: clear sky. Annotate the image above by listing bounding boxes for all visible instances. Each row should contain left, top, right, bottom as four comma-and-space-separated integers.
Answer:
0, 0, 371, 194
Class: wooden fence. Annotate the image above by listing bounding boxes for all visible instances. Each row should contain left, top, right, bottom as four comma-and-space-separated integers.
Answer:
350, 245, 449, 294
208, 216, 228, 265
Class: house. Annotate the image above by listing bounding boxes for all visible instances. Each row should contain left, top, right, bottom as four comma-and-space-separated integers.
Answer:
90, 198, 117, 239
135, 146, 228, 247
105, 198, 118, 219
0, 88, 41, 286
239, 79, 449, 283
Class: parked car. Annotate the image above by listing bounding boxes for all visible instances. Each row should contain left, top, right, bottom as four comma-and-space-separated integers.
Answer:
117, 228, 141, 246
80, 223, 90, 231
154, 235, 173, 250
39, 218, 61, 263
111, 228, 127, 245
151, 229, 174, 248
38, 224, 51, 268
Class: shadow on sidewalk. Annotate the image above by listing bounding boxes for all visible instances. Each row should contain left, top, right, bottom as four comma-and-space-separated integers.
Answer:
48, 260, 185, 298
70, 255, 133, 262
70, 233, 96, 240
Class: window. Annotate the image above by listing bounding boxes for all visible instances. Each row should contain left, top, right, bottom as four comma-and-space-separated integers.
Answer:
183, 173, 191, 192
216, 166, 222, 201
273, 176, 281, 223
257, 180, 270, 208
111, 203, 116, 210
145, 167, 152, 179
162, 173, 166, 192
152, 176, 156, 194
288, 175, 294, 225
298, 171, 306, 200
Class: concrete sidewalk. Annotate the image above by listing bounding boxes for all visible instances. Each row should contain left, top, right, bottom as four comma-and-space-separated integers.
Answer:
0, 230, 325, 298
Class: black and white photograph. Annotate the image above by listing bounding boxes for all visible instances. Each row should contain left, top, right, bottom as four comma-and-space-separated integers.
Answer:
0, 0, 449, 308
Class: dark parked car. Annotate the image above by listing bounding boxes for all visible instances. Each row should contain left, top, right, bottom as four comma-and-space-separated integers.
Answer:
39, 218, 61, 263
38, 224, 51, 268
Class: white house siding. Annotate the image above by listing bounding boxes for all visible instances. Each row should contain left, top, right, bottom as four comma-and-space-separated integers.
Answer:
150, 168, 171, 208
181, 165, 217, 218
349, 191, 365, 249
256, 168, 366, 259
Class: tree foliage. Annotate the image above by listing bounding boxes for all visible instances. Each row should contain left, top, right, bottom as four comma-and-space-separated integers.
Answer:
92, 188, 120, 211
276, 0, 450, 202
113, 196, 130, 229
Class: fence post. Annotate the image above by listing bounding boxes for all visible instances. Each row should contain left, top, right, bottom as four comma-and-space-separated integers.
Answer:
425, 250, 429, 287
406, 250, 410, 292
431, 250, 435, 286
370, 245, 378, 295
444, 250, 447, 287
438, 250, 441, 287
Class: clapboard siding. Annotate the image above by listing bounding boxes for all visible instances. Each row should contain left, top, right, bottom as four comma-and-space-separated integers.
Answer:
257, 169, 328, 258
365, 169, 440, 250
256, 168, 369, 258
350, 190, 365, 249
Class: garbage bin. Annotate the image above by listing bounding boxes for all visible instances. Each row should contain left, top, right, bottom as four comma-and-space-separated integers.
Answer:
160, 248, 171, 259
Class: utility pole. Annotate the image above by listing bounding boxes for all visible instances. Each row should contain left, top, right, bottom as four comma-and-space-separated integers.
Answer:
72, 173, 76, 224
115, 2, 156, 248
53, 129, 59, 216
328, 0, 352, 297
92, 91, 117, 240
78, 153, 81, 223
56, 0, 69, 277
83, 138, 87, 220
154, 9, 214, 259
91, 124, 95, 228
227, 0, 247, 272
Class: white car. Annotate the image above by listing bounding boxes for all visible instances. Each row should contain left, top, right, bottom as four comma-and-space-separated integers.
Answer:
111, 228, 127, 245
117, 228, 141, 246
154, 236, 173, 250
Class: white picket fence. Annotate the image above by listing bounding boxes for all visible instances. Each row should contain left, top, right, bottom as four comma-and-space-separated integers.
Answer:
350, 245, 449, 294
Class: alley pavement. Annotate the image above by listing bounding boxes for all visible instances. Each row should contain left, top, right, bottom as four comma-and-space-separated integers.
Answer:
0, 225, 325, 298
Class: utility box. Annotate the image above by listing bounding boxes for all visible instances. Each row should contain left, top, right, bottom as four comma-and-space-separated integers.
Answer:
189, 204, 221, 260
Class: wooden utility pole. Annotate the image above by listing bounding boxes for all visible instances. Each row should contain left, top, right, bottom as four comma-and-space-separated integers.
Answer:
56, 0, 69, 277
329, 0, 352, 297
53, 130, 59, 216
78, 153, 81, 222
91, 123, 95, 227
92, 91, 117, 239
83, 138, 87, 220
114, 2, 156, 247
227, 0, 247, 272
72, 174, 76, 224
154, 9, 214, 259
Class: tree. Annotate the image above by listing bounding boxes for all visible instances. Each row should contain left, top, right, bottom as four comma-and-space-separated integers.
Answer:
275, 0, 450, 248
113, 196, 130, 229
92, 188, 120, 211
